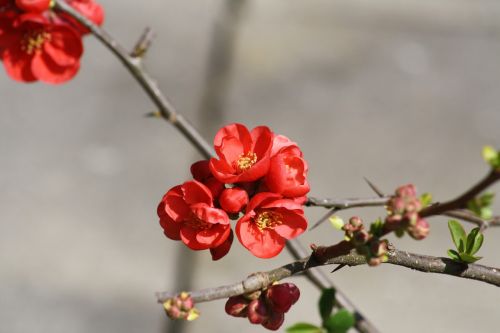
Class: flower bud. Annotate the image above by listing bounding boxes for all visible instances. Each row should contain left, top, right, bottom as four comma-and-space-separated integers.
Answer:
408, 218, 430, 240
225, 295, 249, 317
219, 188, 249, 214
265, 283, 300, 313
349, 216, 363, 228
163, 292, 199, 321
352, 229, 370, 246
396, 184, 417, 198
261, 311, 285, 331
370, 239, 388, 257
247, 299, 269, 324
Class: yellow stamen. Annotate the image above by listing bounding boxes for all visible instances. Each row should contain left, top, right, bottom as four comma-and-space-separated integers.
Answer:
255, 211, 283, 231
21, 30, 51, 55
235, 152, 257, 172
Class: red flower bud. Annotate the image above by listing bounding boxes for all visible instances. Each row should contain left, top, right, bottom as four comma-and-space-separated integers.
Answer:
349, 216, 363, 228
265, 283, 300, 313
261, 311, 285, 331
225, 295, 249, 318
219, 187, 249, 214
247, 299, 269, 324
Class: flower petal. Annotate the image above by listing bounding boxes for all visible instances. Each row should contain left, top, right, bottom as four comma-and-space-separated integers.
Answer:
180, 227, 210, 250
236, 216, 285, 258
273, 209, 307, 240
195, 224, 230, 248
210, 230, 233, 261
31, 51, 80, 84
191, 203, 230, 225
181, 180, 213, 205
159, 214, 182, 241
164, 185, 190, 222
2, 44, 37, 82
43, 26, 83, 67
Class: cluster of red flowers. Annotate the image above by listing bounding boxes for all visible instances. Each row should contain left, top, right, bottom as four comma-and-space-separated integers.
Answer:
157, 123, 310, 259
0, 0, 103, 84
225, 283, 300, 331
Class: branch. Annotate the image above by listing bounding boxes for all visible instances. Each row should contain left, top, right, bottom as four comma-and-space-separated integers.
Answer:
444, 210, 500, 231
54, 0, 214, 159
156, 248, 500, 303
305, 196, 390, 209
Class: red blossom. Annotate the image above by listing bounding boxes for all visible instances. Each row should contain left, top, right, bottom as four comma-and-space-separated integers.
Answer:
190, 160, 224, 199
209, 123, 273, 184
236, 192, 307, 258
265, 135, 310, 198
157, 180, 231, 255
0, 13, 83, 83
58, 0, 104, 34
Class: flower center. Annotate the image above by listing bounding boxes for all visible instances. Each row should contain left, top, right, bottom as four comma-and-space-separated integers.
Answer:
255, 211, 282, 231
21, 30, 51, 55
235, 152, 257, 172
185, 215, 211, 230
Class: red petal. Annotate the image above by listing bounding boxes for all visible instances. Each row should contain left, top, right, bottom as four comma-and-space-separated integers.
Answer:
219, 136, 244, 166
159, 214, 182, 241
195, 224, 231, 248
190, 203, 229, 225
236, 216, 285, 258
273, 209, 307, 240
270, 135, 299, 157
181, 180, 213, 205
190, 160, 211, 181
209, 158, 237, 183
31, 51, 80, 84
43, 26, 83, 67
2, 45, 37, 82
250, 125, 273, 159
246, 192, 282, 213
164, 186, 190, 222
180, 227, 210, 250
214, 123, 252, 154
210, 230, 233, 261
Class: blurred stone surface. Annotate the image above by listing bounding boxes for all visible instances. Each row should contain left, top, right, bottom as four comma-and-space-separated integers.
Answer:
1, 0, 499, 332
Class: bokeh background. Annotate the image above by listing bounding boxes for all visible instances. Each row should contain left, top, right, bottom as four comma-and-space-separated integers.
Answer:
1, 0, 500, 332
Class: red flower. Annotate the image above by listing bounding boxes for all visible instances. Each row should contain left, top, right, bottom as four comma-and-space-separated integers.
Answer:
236, 192, 307, 258
265, 135, 310, 198
0, 13, 82, 83
15, 0, 50, 12
61, 0, 104, 34
209, 123, 273, 184
157, 180, 231, 254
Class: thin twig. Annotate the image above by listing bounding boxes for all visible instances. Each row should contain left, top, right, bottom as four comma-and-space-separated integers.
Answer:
54, 0, 214, 159
156, 248, 500, 303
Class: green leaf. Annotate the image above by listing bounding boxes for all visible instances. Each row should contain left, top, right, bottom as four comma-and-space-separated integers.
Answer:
329, 216, 345, 230
482, 146, 500, 168
318, 288, 336, 322
458, 252, 482, 263
447, 249, 461, 261
323, 310, 355, 333
466, 228, 484, 255
286, 323, 324, 333
448, 220, 467, 252
420, 193, 433, 208
395, 228, 405, 238
369, 218, 384, 237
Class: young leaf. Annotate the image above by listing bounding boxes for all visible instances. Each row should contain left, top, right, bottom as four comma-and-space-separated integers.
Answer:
286, 323, 324, 333
319, 288, 336, 322
466, 228, 484, 255
447, 249, 461, 261
482, 146, 500, 168
323, 309, 355, 333
420, 193, 433, 208
458, 252, 482, 264
448, 220, 466, 252
369, 218, 384, 237
479, 207, 493, 220
329, 216, 345, 230
479, 192, 495, 206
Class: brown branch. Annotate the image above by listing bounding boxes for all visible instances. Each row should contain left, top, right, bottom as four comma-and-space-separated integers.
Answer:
156, 248, 500, 303
306, 196, 390, 209
54, 0, 214, 159
420, 168, 500, 218
444, 210, 500, 231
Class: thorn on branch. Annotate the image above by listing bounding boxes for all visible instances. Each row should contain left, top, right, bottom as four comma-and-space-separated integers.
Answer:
131, 27, 155, 58
363, 177, 385, 197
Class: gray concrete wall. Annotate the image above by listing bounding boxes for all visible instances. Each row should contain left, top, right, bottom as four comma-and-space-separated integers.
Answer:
1, 0, 499, 332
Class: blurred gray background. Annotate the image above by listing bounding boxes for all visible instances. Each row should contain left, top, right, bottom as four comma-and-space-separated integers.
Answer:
1, 0, 500, 332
